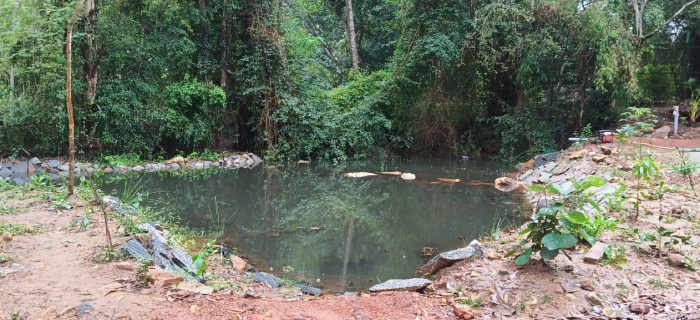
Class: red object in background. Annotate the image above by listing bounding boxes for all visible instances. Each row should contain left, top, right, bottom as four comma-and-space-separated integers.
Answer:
597, 130, 614, 143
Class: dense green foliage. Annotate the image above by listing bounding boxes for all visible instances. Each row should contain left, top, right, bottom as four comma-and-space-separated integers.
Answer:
1, 0, 698, 161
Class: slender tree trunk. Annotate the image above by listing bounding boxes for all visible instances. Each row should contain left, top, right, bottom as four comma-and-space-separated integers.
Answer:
199, 0, 212, 83
631, 0, 643, 38
9, 0, 21, 95
83, 0, 98, 106
66, 0, 86, 196
345, 0, 360, 69
220, 1, 231, 90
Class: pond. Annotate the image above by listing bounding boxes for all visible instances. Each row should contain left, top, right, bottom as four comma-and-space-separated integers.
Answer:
102, 159, 527, 292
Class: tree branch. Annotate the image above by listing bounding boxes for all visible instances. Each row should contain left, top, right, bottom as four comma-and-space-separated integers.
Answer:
643, 0, 699, 40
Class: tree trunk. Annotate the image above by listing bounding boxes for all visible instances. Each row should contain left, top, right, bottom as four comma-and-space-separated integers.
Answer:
82, 0, 98, 106
345, 0, 360, 69
82, 0, 99, 151
9, 0, 20, 95
220, 5, 231, 90
66, 0, 86, 196
631, 0, 643, 38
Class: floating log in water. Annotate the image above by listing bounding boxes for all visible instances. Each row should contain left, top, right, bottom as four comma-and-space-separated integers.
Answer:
437, 178, 461, 183
400, 173, 416, 180
343, 172, 378, 178
465, 180, 494, 186
380, 171, 402, 176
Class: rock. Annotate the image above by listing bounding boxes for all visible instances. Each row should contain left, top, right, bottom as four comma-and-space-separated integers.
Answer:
551, 163, 571, 176
592, 155, 607, 163
244, 289, 262, 299
584, 242, 607, 264
629, 303, 650, 315
57, 164, 69, 171
30, 157, 41, 165
343, 172, 377, 178
419, 240, 484, 274
518, 159, 535, 171
534, 152, 559, 167
13, 177, 30, 185
650, 126, 671, 138
121, 239, 151, 261
103, 166, 114, 174
76, 302, 95, 319
368, 278, 432, 292
132, 165, 144, 171
46, 160, 61, 168
637, 243, 653, 254
253, 272, 281, 288
600, 146, 613, 155
165, 156, 186, 165
170, 163, 180, 170
177, 282, 214, 295
230, 255, 248, 271
453, 304, 475, 320
400, 173, 416, 180
580, 279, 595, 291
585, 292, 603, 306
193, 162, 205, 169
494, 177, 521, 192
519, 170, 533, 181
343, 291, 359, 297
668, 253, 685, 267
560, 279, 580, 293
142, 223, 199, 282
602, 307, 628, 319
670, 207, 689, 216
538, 172, 552, 182
297, 283, 322, 296
148, 267, 185, 288
103, 196, 137, 215
114, 261, 136, 271
568, 149, 587, 160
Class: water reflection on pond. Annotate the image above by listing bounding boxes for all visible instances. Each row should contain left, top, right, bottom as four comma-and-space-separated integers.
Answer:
103, 159, 526, 292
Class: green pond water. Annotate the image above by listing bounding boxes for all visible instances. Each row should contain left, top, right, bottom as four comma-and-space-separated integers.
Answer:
103, 159, 526, 292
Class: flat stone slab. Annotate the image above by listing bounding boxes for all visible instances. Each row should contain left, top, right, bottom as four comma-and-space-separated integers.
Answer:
584, 242, 607, 264
419, 240, 484, 274
121, 239, 151, 261
46, 160, 61, 168
369, 278, 432, 292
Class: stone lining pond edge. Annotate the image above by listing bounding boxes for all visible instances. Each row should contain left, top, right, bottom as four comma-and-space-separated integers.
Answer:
0, 152, 263, 185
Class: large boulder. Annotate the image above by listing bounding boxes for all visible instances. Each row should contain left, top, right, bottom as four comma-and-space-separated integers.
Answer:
419, 240, 484, 274
369, 278, 432, 292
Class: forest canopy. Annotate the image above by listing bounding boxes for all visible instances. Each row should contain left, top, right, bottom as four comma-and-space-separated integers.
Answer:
1, 0, 699, 162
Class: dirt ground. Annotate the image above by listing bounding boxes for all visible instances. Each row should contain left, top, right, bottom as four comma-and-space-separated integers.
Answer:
0, 190, 449, 319
435, 136, 700, 319
2, 129, 700, 319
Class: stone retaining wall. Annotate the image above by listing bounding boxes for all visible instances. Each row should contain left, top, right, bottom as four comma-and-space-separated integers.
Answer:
0, 153, 263, 185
